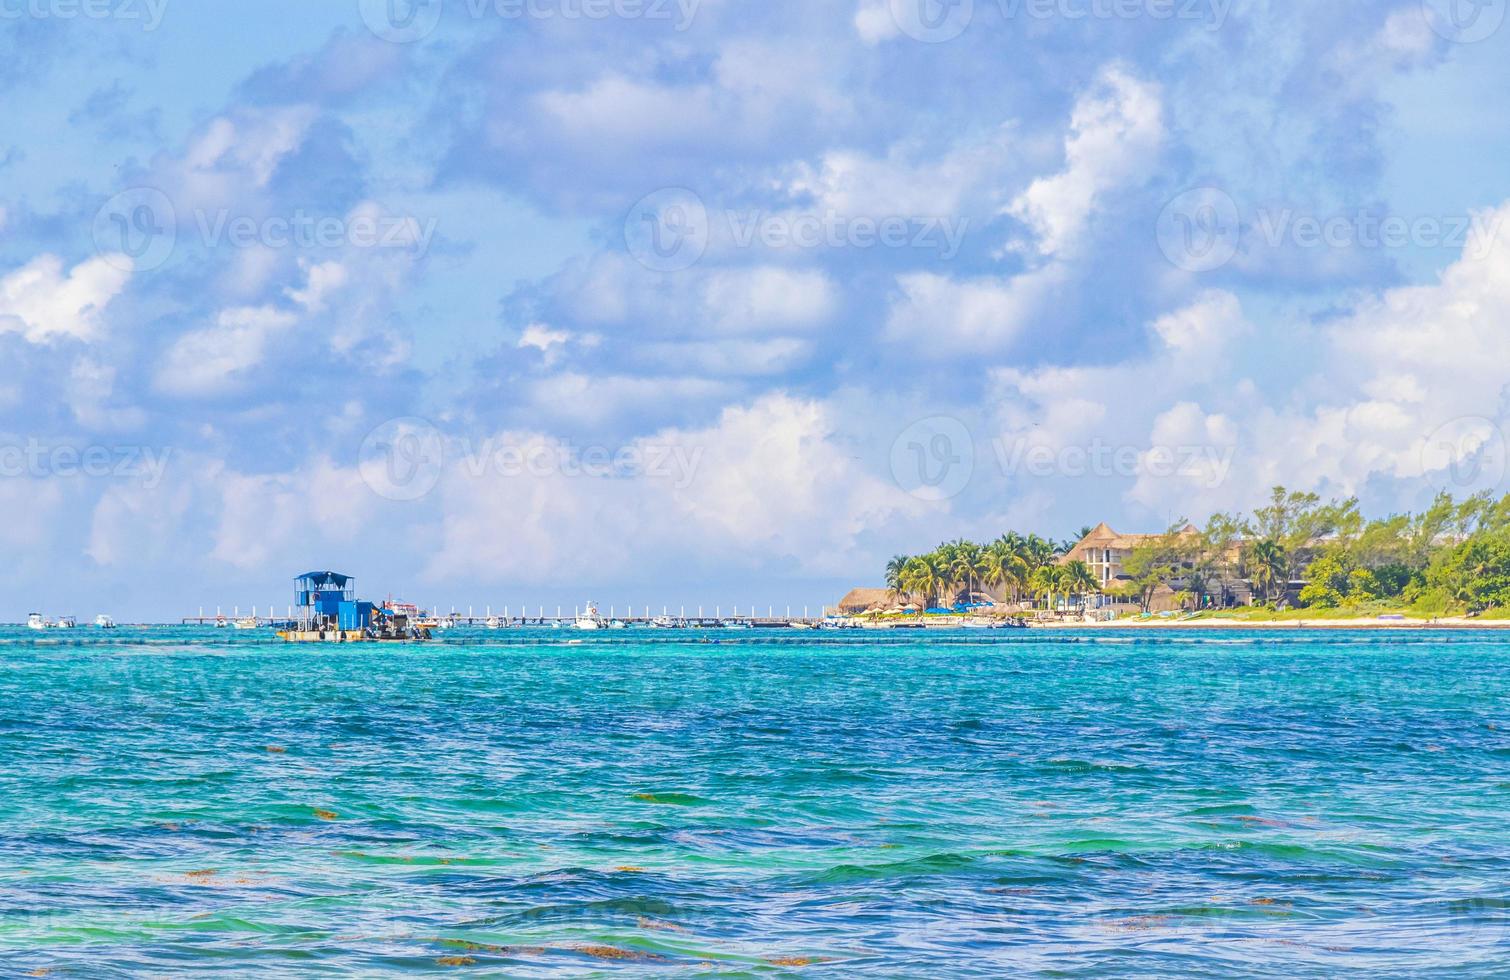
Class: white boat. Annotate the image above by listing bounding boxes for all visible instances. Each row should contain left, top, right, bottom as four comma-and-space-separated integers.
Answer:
214, 615, 230, 628
721, 620, 752, 631
789, 621, 816, 630
95, 615, 117, 629
486, 616, 502, 630
608, 619, 628, 630
651, 616, 678, 629
27, 613, 48, 630
232, 617, 259, 630
53, 616, 77, 629
573, 602, 604, 630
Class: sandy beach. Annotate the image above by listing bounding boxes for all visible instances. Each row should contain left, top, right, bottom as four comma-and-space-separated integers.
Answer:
1031, 616, 1510, 630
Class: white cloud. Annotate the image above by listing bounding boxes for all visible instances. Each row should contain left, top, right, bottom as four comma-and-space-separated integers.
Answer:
0, 254, 131, 343
561, 254, 837, 335
68, 358, 146, 431
1007, 65, 1164, 257
986, 200, 1510, 522
632, 338, 811, 377
785, 127, 1018, 219
883, 265, 1064, 353
522, 373, 735, 428
209, 458, 374, 569
284, 260, 348, 313
172, 107, 317, 210
155, 305, 298, 398
701, 267, 838, 333
427, 393, 921, 583
853, 0, 899, 44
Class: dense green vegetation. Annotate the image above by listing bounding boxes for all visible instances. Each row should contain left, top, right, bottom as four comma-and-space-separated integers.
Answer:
885, 488, 1510, 617
885, 534, 1099, 612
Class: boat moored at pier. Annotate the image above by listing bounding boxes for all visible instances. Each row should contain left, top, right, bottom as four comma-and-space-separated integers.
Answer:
277, 571, 431, 643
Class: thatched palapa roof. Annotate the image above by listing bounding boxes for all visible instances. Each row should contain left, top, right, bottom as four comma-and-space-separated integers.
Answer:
837, 588, 892, 613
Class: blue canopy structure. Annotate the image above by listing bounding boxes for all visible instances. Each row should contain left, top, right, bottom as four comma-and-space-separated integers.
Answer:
295, 571, 361, 625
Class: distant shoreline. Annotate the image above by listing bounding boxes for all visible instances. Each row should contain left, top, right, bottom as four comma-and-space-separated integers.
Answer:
1031, 616, 1510, 630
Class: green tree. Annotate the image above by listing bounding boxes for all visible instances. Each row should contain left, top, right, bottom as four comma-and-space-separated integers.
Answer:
985, 538, 1028, 605
1121, 522, 1197, 613
1248, 538, 1288, 605
1061, 560, 1098, 612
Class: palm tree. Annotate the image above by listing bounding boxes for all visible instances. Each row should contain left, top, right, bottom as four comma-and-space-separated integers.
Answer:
901, 555, 948, 611
885, 555, 909, 599
985, 540, 1028, 606
1061, 560, 1098, 612
1029, 565, 1061, 615
1249, 539, 1288, 605
949, 540, 987, 606
1022, 535, 1058, 571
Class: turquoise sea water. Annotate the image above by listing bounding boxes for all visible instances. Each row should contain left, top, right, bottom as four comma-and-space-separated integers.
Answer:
3, 627, 1509, 976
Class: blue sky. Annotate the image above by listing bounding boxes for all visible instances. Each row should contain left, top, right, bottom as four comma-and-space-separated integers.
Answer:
3, 0, 1510, 619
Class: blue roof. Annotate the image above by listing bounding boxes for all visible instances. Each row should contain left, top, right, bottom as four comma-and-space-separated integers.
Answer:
296, 571, 352, 587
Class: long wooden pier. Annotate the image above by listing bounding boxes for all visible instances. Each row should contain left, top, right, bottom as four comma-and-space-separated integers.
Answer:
180, 606, 836, 629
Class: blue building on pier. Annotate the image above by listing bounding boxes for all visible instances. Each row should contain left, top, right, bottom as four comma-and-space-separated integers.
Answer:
295, 571, 378, 631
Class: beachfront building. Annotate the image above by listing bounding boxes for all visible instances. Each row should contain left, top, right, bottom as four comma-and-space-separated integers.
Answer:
837, 588, 899, 616
1061, 523, 1261, 612
1063, 524, 1193, 593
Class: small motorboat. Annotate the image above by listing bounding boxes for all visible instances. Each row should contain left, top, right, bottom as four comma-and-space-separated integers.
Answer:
233, 617, 259, 630
486, 616, 502, 630
27, 613, 48, 630
573, 602, 604, 631
95, 615, 117, 629
52, 616, 77, 629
